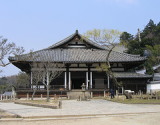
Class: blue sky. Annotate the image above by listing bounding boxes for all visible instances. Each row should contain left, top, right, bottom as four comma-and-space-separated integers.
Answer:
0, 0, 160, 76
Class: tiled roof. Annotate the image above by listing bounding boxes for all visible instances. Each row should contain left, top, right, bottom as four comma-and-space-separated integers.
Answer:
9, 30, 146, 64
113, 72, 152, 78
9, 48, 146, 63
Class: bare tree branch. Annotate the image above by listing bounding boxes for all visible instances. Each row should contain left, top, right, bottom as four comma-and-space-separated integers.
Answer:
0, 37, 25, 69
43, 62, 64, 102
30, 62, 64, 101
30, 63, 44, 100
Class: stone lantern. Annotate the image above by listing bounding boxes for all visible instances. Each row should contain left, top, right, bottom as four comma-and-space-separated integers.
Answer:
81, 83, 86, 91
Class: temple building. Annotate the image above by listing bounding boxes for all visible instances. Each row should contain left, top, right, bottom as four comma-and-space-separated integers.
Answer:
9, 30, 152, 98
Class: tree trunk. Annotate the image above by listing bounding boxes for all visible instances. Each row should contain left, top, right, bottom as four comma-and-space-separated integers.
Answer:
31, 84, 39, 100
46, 85, 50, 102
31, 88, 37, 100
105, 45, 119, 88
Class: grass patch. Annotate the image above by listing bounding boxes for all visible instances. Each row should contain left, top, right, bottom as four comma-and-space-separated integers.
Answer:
106, 98, 160, 104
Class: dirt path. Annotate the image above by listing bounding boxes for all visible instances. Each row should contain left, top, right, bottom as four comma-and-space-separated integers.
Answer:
1, 113, 160, 125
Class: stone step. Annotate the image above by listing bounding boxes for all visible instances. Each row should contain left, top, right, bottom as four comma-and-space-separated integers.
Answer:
71, 89, 82, 92
67, 91, 90, 99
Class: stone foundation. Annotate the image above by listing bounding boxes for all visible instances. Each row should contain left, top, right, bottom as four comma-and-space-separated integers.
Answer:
67, 90, 90, 99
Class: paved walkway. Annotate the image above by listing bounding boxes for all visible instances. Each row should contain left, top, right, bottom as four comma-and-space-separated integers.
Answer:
1, 99, 160, 118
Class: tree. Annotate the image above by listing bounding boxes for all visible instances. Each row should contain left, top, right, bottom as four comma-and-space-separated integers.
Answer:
127, 39, 144, 55
31, 62, 63, 101
84, 29, 122, 88
122, 19, 160, 74
31, 71, 44, 100
120, 32, 134, 46
145, 45, 160, 74
126, 19, 160, 56
0, 75, 18, 93
0, 37, 24, 72
0, 77, 8, 93
0, 37, 25, 93
142, 19, 156, 39
7, 75, 17, 85
16, 72, 30, 88
43, 62, 63, 102
0, 77, 7, 84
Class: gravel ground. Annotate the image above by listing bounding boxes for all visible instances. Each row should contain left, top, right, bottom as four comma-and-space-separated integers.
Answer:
0, 99, 160, 118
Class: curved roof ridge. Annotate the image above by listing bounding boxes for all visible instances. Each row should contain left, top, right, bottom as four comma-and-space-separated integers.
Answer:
47, 33, 76, 49
44, 30, 106, 50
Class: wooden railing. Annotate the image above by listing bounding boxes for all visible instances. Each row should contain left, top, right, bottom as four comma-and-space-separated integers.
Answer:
16, 85, 109, 91
16, 85, 68, 91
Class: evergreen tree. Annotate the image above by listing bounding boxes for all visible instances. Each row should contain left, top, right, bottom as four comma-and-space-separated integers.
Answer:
123, 19, 160, 74
120, 32, 134, 46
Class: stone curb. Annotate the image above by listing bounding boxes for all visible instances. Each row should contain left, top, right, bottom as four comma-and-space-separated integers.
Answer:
21, 111, 160, 119
14, 101, 59, 109
0, 109, 20, 118
0, 112, 160, 121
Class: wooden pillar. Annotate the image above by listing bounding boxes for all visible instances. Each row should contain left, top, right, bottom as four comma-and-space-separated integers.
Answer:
122, 86, 124, 94
86, 72, 88, 89
69, 72, 71, 90
88, 66, 90, 89
31, 71, 33, 89
107, 75, 110, 89
64, 72, 67, 89
90, 72, 92, 89
66, 65, 69, 90
87, 64, 91, 89
46, 71, 50, 101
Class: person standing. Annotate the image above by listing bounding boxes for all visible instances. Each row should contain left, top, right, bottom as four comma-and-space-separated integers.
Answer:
110, 89, 114, 99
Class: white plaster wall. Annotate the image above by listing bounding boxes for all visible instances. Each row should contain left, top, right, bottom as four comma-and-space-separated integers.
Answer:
147, 83, 160, 93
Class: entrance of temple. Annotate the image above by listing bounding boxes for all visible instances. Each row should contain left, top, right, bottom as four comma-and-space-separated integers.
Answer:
71, 71, 86, 89
72, 78, 85, 89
